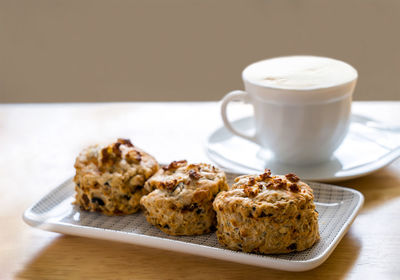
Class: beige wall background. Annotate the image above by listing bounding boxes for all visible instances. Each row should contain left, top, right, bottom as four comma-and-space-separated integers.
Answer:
1, 0, 400, 102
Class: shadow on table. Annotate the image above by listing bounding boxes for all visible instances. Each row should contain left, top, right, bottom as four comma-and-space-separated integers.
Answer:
16, 230, 361, 280
339, 161, 400, 211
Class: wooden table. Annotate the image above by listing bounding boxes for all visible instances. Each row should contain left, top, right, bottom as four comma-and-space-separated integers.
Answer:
1, 102, 400, 280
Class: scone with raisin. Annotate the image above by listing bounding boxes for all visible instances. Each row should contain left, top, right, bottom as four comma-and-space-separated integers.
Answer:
140, 160, 229, 235
74, 138, 159, 215
213, 169, 319, 254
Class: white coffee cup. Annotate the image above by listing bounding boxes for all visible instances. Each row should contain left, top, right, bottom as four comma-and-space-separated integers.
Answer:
221, 56, 358, 165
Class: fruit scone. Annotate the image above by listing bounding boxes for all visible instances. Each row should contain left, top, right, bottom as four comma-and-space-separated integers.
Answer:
74, 138, 159, 215
140, 160, 229, 235
213, 169, 320, 254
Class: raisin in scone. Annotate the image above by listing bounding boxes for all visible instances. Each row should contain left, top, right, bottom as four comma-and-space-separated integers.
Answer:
213, 169, 319, 254
140, 160, 229, 235
74, 138, 159, 215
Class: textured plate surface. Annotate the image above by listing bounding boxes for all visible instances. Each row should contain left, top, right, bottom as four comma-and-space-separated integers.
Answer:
23, 174, 363, 271
206, 114, 400, 182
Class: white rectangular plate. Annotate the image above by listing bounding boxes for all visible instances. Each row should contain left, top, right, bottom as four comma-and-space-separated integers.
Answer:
23, 173, 363, 272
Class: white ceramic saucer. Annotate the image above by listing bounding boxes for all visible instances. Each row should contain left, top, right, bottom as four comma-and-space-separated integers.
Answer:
206, 114, 400, 182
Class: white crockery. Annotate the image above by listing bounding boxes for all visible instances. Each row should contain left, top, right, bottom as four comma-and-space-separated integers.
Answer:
206, 114, 400, 182
221, 56, 358, 165
23, 175, 364, 272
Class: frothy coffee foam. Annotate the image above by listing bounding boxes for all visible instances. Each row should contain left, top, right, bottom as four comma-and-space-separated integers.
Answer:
243, 56, 357, 90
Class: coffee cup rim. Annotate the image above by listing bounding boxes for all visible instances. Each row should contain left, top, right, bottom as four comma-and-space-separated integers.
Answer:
242, 55, 358, 93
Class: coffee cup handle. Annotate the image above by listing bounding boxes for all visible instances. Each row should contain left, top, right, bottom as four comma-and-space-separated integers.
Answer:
221, 90, 257, 143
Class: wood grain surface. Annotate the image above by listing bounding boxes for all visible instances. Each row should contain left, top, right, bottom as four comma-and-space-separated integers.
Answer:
1, 102, 399, 280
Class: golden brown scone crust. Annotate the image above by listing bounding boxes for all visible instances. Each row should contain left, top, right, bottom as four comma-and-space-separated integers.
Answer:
74, 138, 159, 215
140, 160, 228, 235
213, 170, 320, 254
